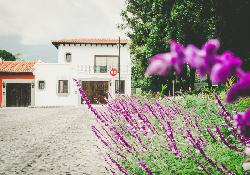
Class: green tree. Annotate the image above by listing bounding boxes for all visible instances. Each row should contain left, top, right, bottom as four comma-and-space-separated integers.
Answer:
169, 1, 216, 89
0, 50, 16, 61
121, 0, 216, 92
214, 0, 250, 70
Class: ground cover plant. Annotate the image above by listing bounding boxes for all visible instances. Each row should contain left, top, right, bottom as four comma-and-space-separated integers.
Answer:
145, 39, 250, 138
74, 39, 250, 174
74, 79, 248, 174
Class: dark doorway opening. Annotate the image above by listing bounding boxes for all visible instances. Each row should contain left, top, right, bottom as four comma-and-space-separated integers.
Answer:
81, 81, 109, 104
6, 83, 31, 107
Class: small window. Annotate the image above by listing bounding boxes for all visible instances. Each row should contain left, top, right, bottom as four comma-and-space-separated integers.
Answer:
115, 80, 125, 94
38, 81, 45, 90
58, 80, 69, 94
65, 53, 72, 62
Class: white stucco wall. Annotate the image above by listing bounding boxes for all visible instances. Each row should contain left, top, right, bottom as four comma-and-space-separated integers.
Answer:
34, 43, 131, 106
57, 44, 130, 67
34, 64, 79, 106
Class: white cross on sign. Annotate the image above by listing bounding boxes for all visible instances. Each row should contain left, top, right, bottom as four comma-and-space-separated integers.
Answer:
110, 68, 118, 76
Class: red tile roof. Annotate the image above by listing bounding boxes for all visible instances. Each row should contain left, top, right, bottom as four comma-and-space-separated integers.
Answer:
0, 61, 37, 73
52, 38, 128, 46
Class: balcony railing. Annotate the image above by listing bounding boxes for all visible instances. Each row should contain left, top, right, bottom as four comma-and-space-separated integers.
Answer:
94, 66, 108, 73
77, 65, 130, 74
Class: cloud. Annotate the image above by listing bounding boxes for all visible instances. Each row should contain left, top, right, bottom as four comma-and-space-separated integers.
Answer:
0, 35, 57, 62
0, 0, 126, 45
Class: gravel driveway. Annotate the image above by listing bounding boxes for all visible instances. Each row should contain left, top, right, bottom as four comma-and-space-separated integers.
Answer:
0, 107, 107, 175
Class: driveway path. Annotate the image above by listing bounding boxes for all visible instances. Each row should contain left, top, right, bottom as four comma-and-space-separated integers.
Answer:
0, 107, 106, 175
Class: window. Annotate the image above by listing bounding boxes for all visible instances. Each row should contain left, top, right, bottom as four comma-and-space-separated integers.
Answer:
65, 53, 72, 62
38, 81, 45, 90
58, 80, 69, 94
115, 80, 125, 94
95, 55, 118, 73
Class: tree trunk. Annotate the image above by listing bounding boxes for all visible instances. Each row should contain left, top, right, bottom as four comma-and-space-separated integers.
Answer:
207, 75, 212, 87
189, 68, 196, 91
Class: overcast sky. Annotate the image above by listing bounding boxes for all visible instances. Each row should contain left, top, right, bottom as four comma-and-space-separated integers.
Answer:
0, 0, 126, 62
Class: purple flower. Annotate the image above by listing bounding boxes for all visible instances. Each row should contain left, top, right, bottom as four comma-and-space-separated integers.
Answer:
186, 129, 224, 173
245, 147, 250, 155
185, 44, 205, 68
197, 161, 211, 175
169, 40, 186, 74
226, 73, 250, 103
206, 127, 217, 142
108, 154, 129, 175
170, 40, 185, 59
185, 39, 220, 78
233, 108, 250, 137
145, 53, 173, 76
210, 64, 231, 84
145, 40, 185, 76
138, 160, 154, 175
221, 163, 236, 175
214, 126, 243, 152
202, 39, 220, 57
165, 121, 182, 158
234, 108, 250, 127
194, 39, 220, 78
210, 51, 242, 84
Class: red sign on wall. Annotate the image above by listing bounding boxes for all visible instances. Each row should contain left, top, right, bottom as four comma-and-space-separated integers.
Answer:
110, 68, 118, 76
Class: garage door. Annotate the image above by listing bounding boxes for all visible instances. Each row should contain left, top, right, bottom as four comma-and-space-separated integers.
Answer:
6, 83, 31, 107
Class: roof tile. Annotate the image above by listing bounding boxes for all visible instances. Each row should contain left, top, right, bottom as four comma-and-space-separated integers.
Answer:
0, 61, 37, 73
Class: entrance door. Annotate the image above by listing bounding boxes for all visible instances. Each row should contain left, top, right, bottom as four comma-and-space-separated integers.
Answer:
6, 83, 31, 107
81, 81, 109, 104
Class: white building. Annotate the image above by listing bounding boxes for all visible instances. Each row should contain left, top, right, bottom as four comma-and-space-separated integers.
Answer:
34, 38, 131, 106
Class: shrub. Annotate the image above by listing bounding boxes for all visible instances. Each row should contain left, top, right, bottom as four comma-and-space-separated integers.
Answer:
75, 79, 246, 174
237, 98, 250, 112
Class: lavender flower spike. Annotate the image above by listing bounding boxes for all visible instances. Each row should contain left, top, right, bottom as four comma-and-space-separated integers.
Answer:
138, 160, 154, 175
108, 154, 129, 175
202, 39, 220, 56
210, 51, 242, 84
185, 44, 205, 69
146, 40, 185, 76
145, 53, 173, 76
226, 73, 250, 103
233, 108, 250, 137
197, 161, 212, 175
185, 39, 220, 78
169, 40, 186, 74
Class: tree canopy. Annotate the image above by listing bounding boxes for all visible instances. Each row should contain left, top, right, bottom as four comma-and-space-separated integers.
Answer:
0, 50, 16, 61
214, 0, 250, 70
121, 0, 250, 92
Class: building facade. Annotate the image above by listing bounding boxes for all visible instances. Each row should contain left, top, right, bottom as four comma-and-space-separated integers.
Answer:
0, 61, 36, 107
34, 38, 131, 106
